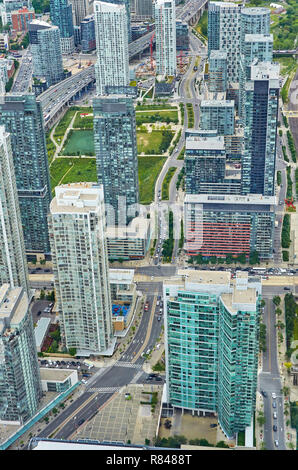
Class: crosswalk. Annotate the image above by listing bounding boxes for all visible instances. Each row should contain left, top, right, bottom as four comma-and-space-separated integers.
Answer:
114, 361, 143, 369
86, 387, 121, 394
130, 370, 145, 383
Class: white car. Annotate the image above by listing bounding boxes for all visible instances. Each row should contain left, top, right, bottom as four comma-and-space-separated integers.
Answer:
82, 379, 87, 384
272, 392, 277, 399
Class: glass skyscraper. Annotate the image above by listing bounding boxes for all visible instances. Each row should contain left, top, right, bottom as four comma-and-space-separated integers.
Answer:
164, 270, 261, 439
0, 127, 29, 294
29, 20, 64, 88
155, 0, 176, 77
0, 94, 52, 254
50, 0, 75, 54
0, 284, 42, 424
93, 88, 139, 226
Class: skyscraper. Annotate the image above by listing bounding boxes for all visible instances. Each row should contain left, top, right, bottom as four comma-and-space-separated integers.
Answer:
0, 127, 29, 294
94, 1, 129, 95
164, 270, 261, 438
199, 99, 235, 136
29, 20, 64, 88
69, 0, 89, 26
240, 7, 270, 49
208, 50, 227, 93
80, 14, 96, 53
0, 94, 52, 254
48, 183, 114, 356
241, 62, 279, 196
93, 87, 139, 226
0, 284, 42, 425
108, 0, 132, 43
155, 0, 176, 77
50, 0, 75, 54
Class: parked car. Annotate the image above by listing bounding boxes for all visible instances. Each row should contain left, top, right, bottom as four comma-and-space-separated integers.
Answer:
274, 440, 279, 447
272, 392, 277, 399
273, 425, 278, 432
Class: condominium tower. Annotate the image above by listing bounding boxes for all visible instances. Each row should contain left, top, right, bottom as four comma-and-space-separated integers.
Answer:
0, 284, 42, 424
0, 94, 52, 254
0, 127, 29, 294
164, 270, 261, 438
241, 62, 279, 197
108, 0, 132, 43
155, 0, 176, 76
29, 20, 64, 88
48, 183, 114, 356
94, 1, 129, 95
93, 87, 139, 226
50, 0, 75, 54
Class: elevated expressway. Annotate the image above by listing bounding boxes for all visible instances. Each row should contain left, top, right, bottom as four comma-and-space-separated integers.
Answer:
39, 0, 209, 130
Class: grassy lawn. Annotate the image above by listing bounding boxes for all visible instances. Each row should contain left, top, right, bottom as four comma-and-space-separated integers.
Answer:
138, 156, 166, 205
61, 130, 95, 156
136, 104, 176, 111
73, 111, 93, 129
137, 130, 174, 155
162, 167, 177, 200
53, 108, 77, 145
50, 157, 97, 195
273, 57, 297, 77
135, 110, 178, 125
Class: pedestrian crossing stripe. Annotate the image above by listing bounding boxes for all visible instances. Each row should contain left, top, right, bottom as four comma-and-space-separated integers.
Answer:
114, 362, 143, 369
87, 387, 120, 393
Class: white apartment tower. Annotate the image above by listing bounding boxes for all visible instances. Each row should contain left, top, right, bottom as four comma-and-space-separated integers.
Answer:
94, 1, 129, 95
154, 0, 176, 77
48, 183, 114, 356
0, 127, 29, 294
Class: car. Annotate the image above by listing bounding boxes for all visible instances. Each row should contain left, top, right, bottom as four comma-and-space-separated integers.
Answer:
37, 311, 41, 316
210, 423, 217, 428
272, 392, 277, 399
261, 390, 267, 398
284, 287, 290, 290
272, 401, 277, 408
273, 412, 277, 419
155, 377, 162, 381
274, 440, 279, 447
82, 379, 87, 384
273, 425, 278, 432
146, 376, 153, 380
157, 316, 161, 321
78, 419, 85, 426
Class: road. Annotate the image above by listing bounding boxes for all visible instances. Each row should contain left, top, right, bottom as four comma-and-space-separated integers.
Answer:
37, 285, 164, 440
11, 48, 32, 93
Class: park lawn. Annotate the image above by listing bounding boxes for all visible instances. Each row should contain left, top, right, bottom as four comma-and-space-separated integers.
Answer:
61, 130, 95, 156
135, 110, 178, 125
53, 108, 77, 145
50, 157, 97, 194
136, 104, 177, 111
137, 130, 174, 155
138, 156, 166, 205
162, 167, 177, 200
73, 112, 94, 129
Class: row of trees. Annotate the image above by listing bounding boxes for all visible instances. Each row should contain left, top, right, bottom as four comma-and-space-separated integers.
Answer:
154, 435, 229, 448
281, 214, 291, 249
162, 210, 174, 262
188, 251, 260, 266
284, 293, 298, 358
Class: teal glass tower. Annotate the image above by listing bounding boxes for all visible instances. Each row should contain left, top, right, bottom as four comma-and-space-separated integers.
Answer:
164, 270, 262, 439
0, 94, 51, 253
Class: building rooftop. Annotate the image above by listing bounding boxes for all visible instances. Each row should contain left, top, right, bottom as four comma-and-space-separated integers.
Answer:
0, 285, 29, 334
186, 135, 225, 151
39, 368, 75, 383
34, 317, 51, 349
201, 99, 234, 108
250, 61, 280, 81
109, 268, 135, 284
221, 288, 257, 314
184, 193, 276, 206
50, 183, 104, 214
242, 7, 270, 15
106, 217, 150, 239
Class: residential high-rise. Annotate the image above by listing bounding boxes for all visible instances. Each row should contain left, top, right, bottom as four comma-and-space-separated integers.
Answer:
94, 1, 129, 95
0, 127, 29, 294
0, 284, 42, 425
0, 94, 52, 254
240, 7, 270, 49
50, 0, 75, 54
176, 20, 189, 51
70, 0, 89, 26
29, 20, 64, 88
208, 2, 241, 83
80, 14, 96, 53
1, 0, 32, 25
241, 62, 279, 197
155, 0, 176, 77
48, 183, 114, 356
108, 0, 132, 43
164, 270, 261, 438
242, 33, 273, 79
135, 0, 153, 18
184, 193, 276, 259
93, 87, 139, 226
208, 50, 227, 93
199, 99, 235, 136
11, 6, 35, 32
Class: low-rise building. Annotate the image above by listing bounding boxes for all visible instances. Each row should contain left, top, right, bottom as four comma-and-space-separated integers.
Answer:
34, 317, 51, 352
39, 368, 79, 393
109, 268, 137, 332
11, 7, 35, 32
106, 217, 151, 260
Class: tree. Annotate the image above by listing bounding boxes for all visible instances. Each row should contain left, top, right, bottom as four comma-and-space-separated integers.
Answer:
68, 348, 77, 356
215, 441, 230, 448
40, 290, 45, 300
249, 250, 260, 265
273, 296, 281, 306
275, 307, 282, 316
257, 412, 266, 426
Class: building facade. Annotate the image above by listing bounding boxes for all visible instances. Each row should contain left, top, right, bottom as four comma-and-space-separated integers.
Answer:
0, 94, 52, 254
0, 128, 29, 293
93, 88, 139, 226
70, 0, 89, 26
80, 14, 96, 52
48, 183, 114, 356
155, 0, 176, 76
208, 50, 227, 93
241, 62, 279, 197
50, 0, 75, 54
184, 193, 276, 259
108, 0, 132, 43
0, 284, 42, 425
94, 1, 130, 95
164, 270, 261, 439
176, 20, 189, 51
11, 6, 35, 31
29, 20, 65, 88
200, 99, 235, 136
